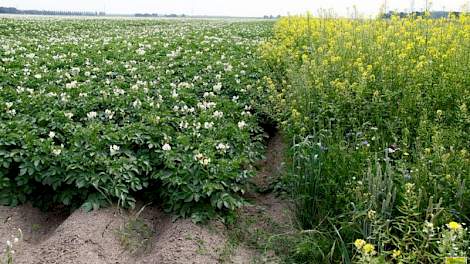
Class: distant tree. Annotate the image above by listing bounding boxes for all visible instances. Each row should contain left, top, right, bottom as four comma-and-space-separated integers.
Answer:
0, 7, 20, 14
381, 10, 463, 19
0, 6, 103, 16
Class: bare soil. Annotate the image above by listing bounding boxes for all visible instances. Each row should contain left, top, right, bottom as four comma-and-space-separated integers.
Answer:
0, 132, 290, 264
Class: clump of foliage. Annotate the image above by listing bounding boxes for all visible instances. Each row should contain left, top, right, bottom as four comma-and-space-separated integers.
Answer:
262, 12, 470, 263
0, 18, 274, 219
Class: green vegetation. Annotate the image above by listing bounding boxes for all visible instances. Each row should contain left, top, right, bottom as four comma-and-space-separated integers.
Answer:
262, 14, 470, 263
0, 18, 273, 220
1, 13, 470, 263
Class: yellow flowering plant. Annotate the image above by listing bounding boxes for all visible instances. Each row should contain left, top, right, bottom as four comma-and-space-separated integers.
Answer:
264, 11, 470, 264
439, 221, 469, 259
353, 240, 385, 264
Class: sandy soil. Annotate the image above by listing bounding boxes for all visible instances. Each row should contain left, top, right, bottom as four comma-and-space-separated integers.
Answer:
0, 133, 290, 264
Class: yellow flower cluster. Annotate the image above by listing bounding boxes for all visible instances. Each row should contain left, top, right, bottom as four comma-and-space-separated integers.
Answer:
354, 239, 366, 249
261, 14, 470, 137
447, 221, 463, 231
392, 249, 401, 258
354, 239, 376, 255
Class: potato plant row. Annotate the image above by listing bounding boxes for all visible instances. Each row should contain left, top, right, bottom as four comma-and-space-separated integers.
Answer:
0, 18, 273, 220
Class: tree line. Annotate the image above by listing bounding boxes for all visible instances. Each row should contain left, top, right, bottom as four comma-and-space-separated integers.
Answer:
0, 7, 105, 16
382, 11, 465, 19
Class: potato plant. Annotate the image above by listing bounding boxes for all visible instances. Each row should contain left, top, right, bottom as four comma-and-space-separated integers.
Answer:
0, 18, 273, 219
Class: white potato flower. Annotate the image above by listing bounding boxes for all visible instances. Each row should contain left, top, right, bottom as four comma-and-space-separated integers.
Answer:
197, 101, 217, 110
64, 112, 74, 119
136, 48, 146, 55
203, 92, 215, 98
194, 153, 204, 161
113, 88, 125, 96
213, 83, 222, 92
52, 147, 62, 156
179, 121, 189, 129
87, 111, 97, 120
201, 158, 211, 166
60, 93, 69, 103
132, 99, 142, 108
105, 109, 114, 120
204, 122, 214, 129
71, 67, 80, 76
16, 86, 25, 93
224, 64, 233, 72
213, 111, 223, 118
162, 144, 172, 151
66, 81, 78, 89
216, 143, 230, 153
110, 145, 120, 156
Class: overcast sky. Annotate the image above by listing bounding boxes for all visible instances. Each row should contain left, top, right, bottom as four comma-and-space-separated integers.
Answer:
1, 0, 469, 17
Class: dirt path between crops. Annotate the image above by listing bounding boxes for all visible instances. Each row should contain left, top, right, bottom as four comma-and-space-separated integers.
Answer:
0, 132, 291, 264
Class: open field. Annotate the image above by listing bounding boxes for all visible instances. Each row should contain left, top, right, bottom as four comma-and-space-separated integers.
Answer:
1, 13, 470, 264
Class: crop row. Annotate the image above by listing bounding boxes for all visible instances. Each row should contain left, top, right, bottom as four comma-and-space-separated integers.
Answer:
0, 18, 273, 220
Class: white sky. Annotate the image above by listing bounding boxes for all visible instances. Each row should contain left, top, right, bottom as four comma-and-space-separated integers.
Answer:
1, 0, 469, 17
